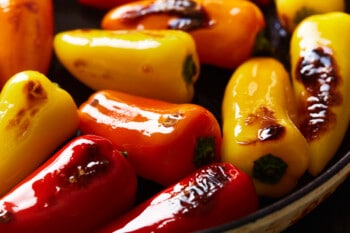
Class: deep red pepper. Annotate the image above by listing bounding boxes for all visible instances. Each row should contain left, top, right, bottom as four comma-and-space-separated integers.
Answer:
78, 90, 222, 187
98, 162, 259, 233
0, 135, 137, 233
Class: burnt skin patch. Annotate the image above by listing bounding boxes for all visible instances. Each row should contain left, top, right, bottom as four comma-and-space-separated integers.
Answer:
6, 80, 47, 139
296, 47, 342, 141
120, 0, 211, 31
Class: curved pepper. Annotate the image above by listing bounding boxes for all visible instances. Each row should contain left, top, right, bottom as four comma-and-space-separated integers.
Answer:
275, 0, 345, 33
78, 90, 222, 187
0, 0, 53, 89
290, 12, 350, 176
101, 0, 265, 69
221, 58, 309, 198
0, 71, 79, 196
0, 134, 138, 233
98, 162, 258, 233
54, 29, 199, 103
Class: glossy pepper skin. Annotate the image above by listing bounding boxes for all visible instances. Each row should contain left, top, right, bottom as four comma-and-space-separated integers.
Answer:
54, 29, 200, 103
78, 90, 222, 187
0, 135, 138, 233
98, 162, 258, 233
290, 12, 350, 176
0, 71, 79, 197
221, 58, 309, 198
275, 0, 345, 33
0, 0, 53, 89
101, 0, 265, 69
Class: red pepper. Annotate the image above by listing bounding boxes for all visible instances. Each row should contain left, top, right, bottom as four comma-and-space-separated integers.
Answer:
98, 162, 259, 233
78, 90, 222, 187
0, 135, 137, 233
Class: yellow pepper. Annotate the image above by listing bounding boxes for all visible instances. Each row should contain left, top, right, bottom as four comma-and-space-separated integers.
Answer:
221, 57, 309, 198
54, 29, 200, 103
275, 0, 345, 33
0, 71, 79, 196
290, 12, 350, 176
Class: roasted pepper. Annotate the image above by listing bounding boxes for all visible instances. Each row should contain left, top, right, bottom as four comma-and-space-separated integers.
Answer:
0, 0, 54, 89
275, 0, 345, 33
101, 0, 265, 69
98, 162, 258, 233
78, 90, 222, 187
54, 29, 199, 103
0, 70, 79, 196
290, 12, 350, 176
0, 134, 138, 233
221, 58, 309, 198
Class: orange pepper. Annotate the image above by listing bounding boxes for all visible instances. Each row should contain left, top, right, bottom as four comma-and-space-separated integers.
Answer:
0, 0, 53, 89
101, 0, 265, 69
78, 90, 222, 187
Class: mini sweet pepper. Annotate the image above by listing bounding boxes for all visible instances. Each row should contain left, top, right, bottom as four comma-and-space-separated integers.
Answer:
290, 12, 350, 176
78, 90, 222, 187
221, 57, 309, 198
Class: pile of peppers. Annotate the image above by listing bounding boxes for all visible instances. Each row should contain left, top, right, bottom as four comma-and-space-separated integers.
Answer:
0, 0, 349, 232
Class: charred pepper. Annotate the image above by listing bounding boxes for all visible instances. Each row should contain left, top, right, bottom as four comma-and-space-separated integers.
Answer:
0, 135, 137, 233
0, 71, 79, 196
101, 0, 265, 69
290, 12, 350, 176
78, 90, 222, 187
221, 58, 309, 198
98, 162, 258, 233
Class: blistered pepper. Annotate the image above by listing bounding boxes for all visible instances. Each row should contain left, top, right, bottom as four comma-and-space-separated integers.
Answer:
101, 0, 265, 69
0, 71, 79, 196
0, 135, 138, 233
78, 90, 222, 187
275, 0, 345, 33
221, 58, 309, 198
98, 162, 258, 233
54, 29, 199, 103
0, 0, 53, 89
290, 12, 350, 176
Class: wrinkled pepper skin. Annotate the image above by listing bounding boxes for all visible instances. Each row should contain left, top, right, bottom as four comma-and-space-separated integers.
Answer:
78, 90, 222, 187
221, 58, 309, 198
0, 71, 79, 196
0, 0, 54, 89
275, 0, 345, 33
290, 12, 350, 176
101, 0, 265, 69
0, 135, 138, 233
98, 162, 258, 233
54, 29, 200, 103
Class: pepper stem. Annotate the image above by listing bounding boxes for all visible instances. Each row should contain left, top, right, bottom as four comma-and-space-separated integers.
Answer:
193, 136, 216, 167
252, 154, 287, 184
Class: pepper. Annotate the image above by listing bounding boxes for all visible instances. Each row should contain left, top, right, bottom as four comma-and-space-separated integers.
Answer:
101, 0, 265, 69
0, 134, 137, 233
78, 0, 131, 9
0, 70, 79, 197
290, 12, 350, 176
275, 0, 345, 33
98, 162, 258, 233
0, 0, 53, 89
221, 58, 309, 198
54, 29, 199, 103
78, 90, 222, 187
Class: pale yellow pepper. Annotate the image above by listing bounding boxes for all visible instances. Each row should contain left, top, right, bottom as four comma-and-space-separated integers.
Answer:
290, 12, 350, 176
221, 57, 309, 198
0, 71, 79, 196
275, 0, 345, 33
54, 29, 200, 103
